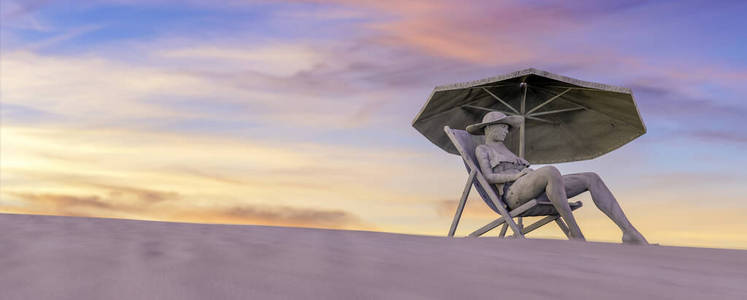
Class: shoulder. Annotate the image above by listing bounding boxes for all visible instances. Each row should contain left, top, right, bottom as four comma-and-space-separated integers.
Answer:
478, 145, 515, 161
475, 145, 498, 160
475, 144, 490, 155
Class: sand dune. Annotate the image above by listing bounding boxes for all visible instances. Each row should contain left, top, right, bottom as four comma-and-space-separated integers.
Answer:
1, 213, 746, 299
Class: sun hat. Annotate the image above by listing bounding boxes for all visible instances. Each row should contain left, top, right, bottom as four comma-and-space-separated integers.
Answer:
465, 111, 524, 135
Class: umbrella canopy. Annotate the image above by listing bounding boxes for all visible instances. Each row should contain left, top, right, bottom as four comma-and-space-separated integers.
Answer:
412, 68, 646, 164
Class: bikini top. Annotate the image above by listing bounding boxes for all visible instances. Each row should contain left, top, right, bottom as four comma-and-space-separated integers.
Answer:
494, 161, 529, 173
477, 144, 530, 173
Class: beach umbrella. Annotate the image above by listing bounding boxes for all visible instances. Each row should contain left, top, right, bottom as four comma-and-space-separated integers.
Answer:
412, 68, 646, 164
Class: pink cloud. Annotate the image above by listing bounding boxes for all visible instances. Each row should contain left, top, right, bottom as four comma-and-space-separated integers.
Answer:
304, 0, 577, 64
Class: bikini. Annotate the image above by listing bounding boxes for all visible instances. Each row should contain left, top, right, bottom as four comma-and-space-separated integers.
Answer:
478, 144, 530, 202
494, 161, 530, 202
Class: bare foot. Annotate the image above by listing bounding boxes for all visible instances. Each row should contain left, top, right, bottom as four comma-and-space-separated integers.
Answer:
569, 231, 586, 241
622, 230, 648, 245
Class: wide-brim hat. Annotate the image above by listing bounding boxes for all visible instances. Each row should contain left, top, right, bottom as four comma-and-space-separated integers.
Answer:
466, 111, 524, 135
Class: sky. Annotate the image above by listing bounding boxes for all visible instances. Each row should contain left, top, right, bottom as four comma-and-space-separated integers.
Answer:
2, 0, 747, 249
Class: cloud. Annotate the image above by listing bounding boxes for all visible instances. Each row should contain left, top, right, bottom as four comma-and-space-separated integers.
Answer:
0, 124, 460, 229
0, 45, 423, 132
6, 0, 742, 135
11, 192, 115, 210
1, 51, 203, 124
5, 192, 141, 219
156, 44, 324, 77
1, 6, 49, 34
282, 0, 649, 66
628, 82, 747, 123
4, 180, 181, 212
3, 191, 370, 229
20, 25, 104, 51
686, 131, 747, 144
219, 204, 365, 228
1, 0, 53, 19
92, 184, 180, 204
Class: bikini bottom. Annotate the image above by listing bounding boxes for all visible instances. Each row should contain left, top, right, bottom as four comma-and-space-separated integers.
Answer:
502, 181, 514, 204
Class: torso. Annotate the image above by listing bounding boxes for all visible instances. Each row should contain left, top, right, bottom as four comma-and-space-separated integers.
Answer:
477, 143, 530, 174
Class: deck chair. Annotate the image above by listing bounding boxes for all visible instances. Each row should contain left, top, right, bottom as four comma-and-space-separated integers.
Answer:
444, 126, 583, 238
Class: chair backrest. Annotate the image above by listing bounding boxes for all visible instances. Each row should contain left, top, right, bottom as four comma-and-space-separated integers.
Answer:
443, 126, 505, 214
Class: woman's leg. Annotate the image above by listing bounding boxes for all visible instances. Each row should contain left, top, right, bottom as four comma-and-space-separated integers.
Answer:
536, 173, 648, 244
506, 166, 585, 240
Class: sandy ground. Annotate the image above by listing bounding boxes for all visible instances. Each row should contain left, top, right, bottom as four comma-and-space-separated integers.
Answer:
1, 213, 746, 299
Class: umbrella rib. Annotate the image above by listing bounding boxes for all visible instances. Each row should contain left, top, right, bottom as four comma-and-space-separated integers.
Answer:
481, 87, 520, 114
560, 97, 639, 127
525, 88, 572, 115
528, 106, 585, 117
544, 86, 628, 93
416, 103, 515, 125
465, 84, 517, 89
525, 116, 556, 125
462, 105, 515, 115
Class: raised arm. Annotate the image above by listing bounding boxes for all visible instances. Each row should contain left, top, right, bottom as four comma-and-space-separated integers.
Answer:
475, 145, 520, 184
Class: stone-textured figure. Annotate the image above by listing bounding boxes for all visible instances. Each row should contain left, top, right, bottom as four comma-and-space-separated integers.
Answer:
467, 111, 648, 244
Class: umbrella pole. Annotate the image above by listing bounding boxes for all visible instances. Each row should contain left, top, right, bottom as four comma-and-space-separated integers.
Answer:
519, 119, 525, 158
519, 82, 527, 158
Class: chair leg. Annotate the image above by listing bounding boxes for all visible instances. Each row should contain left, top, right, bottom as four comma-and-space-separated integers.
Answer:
468, 200, 538, 237
448, 169, 476, 237
522, 215, 558, 235
473, 172, 524, 237
498, 223, 508, 238
555, 219, 571, 238
518, 217, 524, 232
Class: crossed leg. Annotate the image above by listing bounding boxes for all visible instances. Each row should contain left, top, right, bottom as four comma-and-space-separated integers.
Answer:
506, 167, 648, 244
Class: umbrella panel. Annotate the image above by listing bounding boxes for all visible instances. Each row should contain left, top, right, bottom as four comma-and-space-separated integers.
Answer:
413, 71, 646, 163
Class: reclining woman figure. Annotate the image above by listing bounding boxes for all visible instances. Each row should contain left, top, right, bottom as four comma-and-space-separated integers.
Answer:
467, 111, 648, 244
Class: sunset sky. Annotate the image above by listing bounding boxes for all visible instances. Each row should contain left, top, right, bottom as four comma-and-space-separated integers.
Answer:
2, 0, 746, 249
